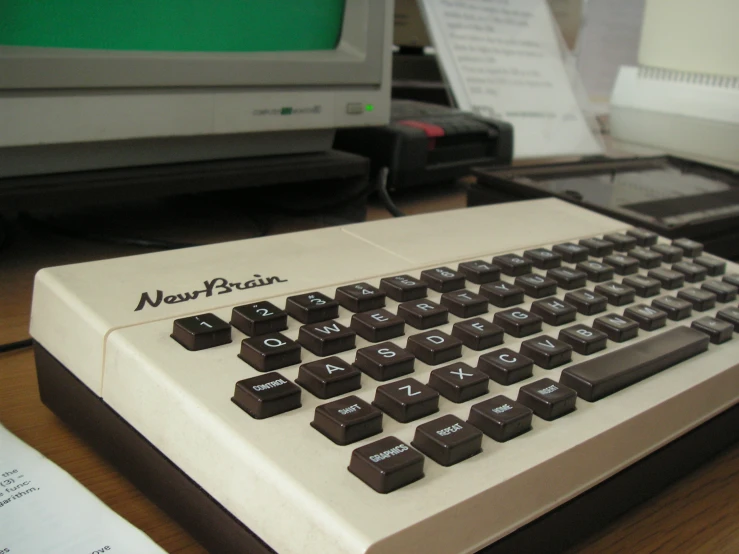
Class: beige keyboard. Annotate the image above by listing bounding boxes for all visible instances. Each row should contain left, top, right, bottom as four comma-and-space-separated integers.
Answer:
30, 199, 739, 554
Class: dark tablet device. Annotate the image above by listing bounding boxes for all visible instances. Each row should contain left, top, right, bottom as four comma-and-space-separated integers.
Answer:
471, 156, 739, 259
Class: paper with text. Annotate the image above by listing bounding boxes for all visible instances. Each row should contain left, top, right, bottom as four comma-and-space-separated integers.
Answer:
419, 0, 602, 159
0, 424, 165, 554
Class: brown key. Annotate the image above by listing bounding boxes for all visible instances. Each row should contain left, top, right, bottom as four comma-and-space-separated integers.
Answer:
311, 396, 382, 445
373, 378, 440, 423
232, 372, 301, 419
298, 320, 356, 356
172, 313, 231, 351
348, 437, 425, 493
354, 342, 415, 381
411, 415, 483, 466
239, 332, 301, 371
406, 330, 463, 365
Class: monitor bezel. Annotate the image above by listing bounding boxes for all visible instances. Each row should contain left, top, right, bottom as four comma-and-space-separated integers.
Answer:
0, 1, 385, 89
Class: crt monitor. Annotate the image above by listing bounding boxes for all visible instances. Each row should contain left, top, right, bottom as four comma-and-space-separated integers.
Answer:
0, 1, 393, 178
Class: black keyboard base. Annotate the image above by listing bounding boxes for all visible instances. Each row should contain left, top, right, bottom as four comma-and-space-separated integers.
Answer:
34, 342, 739, 554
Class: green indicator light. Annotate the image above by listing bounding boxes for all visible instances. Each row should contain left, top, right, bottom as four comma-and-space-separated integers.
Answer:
281, 107, 293, 115
365, 104, 374, 112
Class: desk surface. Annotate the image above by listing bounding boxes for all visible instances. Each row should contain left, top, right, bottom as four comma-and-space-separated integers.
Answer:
1, 187, 738, 554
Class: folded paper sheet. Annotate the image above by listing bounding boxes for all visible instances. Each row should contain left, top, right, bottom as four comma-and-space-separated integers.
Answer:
0, 424, 166, 554
419, 0, 602, 159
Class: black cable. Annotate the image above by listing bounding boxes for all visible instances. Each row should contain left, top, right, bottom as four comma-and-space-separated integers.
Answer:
19, 212, 197, 250
0, 338, 33, 354
377, 167, 406, 217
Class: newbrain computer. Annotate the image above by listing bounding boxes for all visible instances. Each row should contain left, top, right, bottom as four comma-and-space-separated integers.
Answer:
0, 1, 392, 179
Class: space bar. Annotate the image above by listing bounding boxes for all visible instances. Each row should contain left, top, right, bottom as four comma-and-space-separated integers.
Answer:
559, 326, 710, 402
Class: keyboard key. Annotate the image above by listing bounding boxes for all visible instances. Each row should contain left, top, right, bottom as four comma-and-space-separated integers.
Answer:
232, 372, 301, 419
626, 228, 658, 246
701, 280, 737, 302
603, 233, 637, 251
479, 280, 525, 307
239, 333, 301, 371
477, 348, 534, 385
420, 266, 466, 292
406, 330, 463, 365
231, 301, 287, 337
519, 335, 573, 369
579, 237, 614, 257
647, 268, 685, 290
623, 275, 661, 297
577, 260, 615, 282
671, 261, 707, 283
559, 324, 608, 355
296, 357, 362, 399
467, 395, 533, 442
650, 243, 683, 263
595, 281, 636, 306
593, 314, 639, 342
651, 295, 693, 321
298, 320, 356, 356
285, 292, 339, 324
723, 273, 739, 287
398, 299, 449, 329
716, 306, 739, 331
523, 248, 562, 269
311, 396, 382, 445
492, 253, 532, 276
559, 326, 710, 401
694, 255, 726, 276
380, 274, 427, 302
629, 246, 663, 269
440, 289, 489, 318
373, 378, 440, 423
530, 297, 577, 326
691, 317, 733, 344
624, 304, 668, 331
335, 282, 386, 313
457, 260, 501, 284
348, 436, 424, 493
451, 318, 504, 350
564, 289, 608, 315
172, 313, 231, 351
354, 342, 415, 381
552, 242, 590, 263
672, 238, 704, 257
677, 287, 717, 311
547, 267, 587, 290
428, 362, 489, 403
514, 273, 558, 298
350, 309, 405, 342
494, 308, 543, 338
517, 378, 577, 421
603, 254, 639, 275
411, 415, 483, 466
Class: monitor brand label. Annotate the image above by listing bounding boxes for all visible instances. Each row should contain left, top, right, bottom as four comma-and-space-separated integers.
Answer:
252, 104, 322, 117
135, 275, 288, 311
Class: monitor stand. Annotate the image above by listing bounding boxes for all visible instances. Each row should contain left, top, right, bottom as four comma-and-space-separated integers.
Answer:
0, 149, 370, 212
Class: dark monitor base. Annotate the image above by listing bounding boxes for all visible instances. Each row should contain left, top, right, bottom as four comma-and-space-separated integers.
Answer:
1, 149, 370, 213
34, 342, 739, 554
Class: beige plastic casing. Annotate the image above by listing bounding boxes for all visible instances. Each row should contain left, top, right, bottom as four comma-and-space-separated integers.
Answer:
30, 199, 739, 553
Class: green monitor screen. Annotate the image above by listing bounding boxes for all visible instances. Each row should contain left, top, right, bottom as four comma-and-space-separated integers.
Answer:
0, 0, 345, 52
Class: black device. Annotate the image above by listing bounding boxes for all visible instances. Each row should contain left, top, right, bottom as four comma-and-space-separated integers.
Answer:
471, 156, 739, 259
334, 100, 513, 190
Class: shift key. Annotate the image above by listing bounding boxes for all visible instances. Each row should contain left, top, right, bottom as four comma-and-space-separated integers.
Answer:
559, 326, 709, 402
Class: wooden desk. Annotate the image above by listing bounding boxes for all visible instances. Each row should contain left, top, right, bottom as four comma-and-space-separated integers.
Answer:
1, 189, 738, 553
